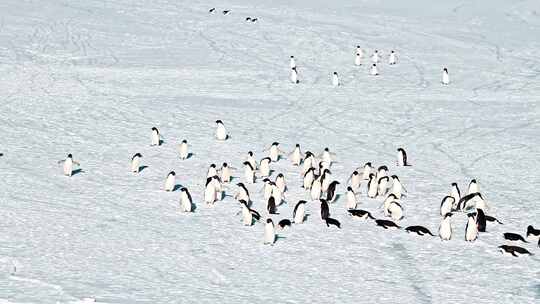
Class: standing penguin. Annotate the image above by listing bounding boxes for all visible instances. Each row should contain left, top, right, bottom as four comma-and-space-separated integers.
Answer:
131, 153, 143, 173
355, 53, 362, 66
396, 148, 409, 166
348, 171, 362, 192
442, 68, 450, 85
367, 173, 378, 198
320, 147, 335, 166
439, 213, 453, 240
289, 55, 296, 69
370, 64, 379, 76
262, 179, 274, 201
345, 186, 358, 210
243, 161, 255, 184
58, 154, 80, 177
241, 200, 254, 226
259, 157, 271, 177
371, 50, 380, 63
179, 188, 193, 212
178, 140, 189, 159
383, 194, 399, 216
356, 45, 364, 58
207, 164, 218, 178
289, 144, 303, 166
326, 181, 340, 203
204, 177, 217, 205
151, 127, 161, 146
267, 142, 284, 162
440, 196, 455, 217
388, 50, 397, 65
303, 167, 316, 190
293, 200, 307, 224
377, 176, 390, 197
320, 169, 332, 193
320, 199, 330, 220
264, 219, 276, 245
275, 173, 286, 193
310, 176, 323, 201
290, 67, 300, 84
465, 213, 478, 242
220, 162, 233, 183
246, 151, 257, 170
302, 151, 315, 175
215, 120, 228, 140
332, 72, 340, 87
164, 171, 176, 192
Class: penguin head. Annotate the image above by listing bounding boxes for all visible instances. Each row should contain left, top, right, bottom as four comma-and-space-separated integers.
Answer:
467, 213, 476, 219
347, 186, 353, 191
291, 67, 297, 71
391, 175, 399, 180
443, 68, 448, 72
333, 72, 337, 75
295, 143, 300, 147
324, 147, 330, 152
356, 45, 360, 48
305, 151, 313, 157
245, 17, 251, 21
67, 153, 73, 158
262, 178, 270, 183
470, 179, 477, 184
210, 163, 216, 168
133, 153, 142, 158
151, 127, 158, 131
378, 165, 388, 171
248, 151, 253, 156
277, 173, 284, 178
182, 139, 187, 143
290, 55, 294, 58
352, 171, 358, 176
180, 187, 187, 192
169, 171, 175, 176
374, 50, 378, 53
397, 147, 404, 152
527, 225, 534, 236
356, 53, 360, 56
222, 162, 228, 167
387, 194, 397, 200
239, 199, 248, 206
215, 120, 223, 124
391, 50, 395, 53
365, 162, 372, 167
372, 63, 376, 67
369, 173, 375, 179
267, 218, 273, 224
236, 182, 245, 188
451, 182, 458, 187
298, 200, 307, 205
272, 141, 279, 146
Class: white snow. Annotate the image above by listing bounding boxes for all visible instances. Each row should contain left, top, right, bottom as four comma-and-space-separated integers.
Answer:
1, 0, 539, 303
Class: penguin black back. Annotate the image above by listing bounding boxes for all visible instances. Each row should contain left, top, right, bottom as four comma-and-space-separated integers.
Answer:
498, 245, 532, 257
278, 219, 291, 229
375, 219, 400, 229
325, 217, 341, 229
405, 225, 434, 236
476, 209, 487, 232
527, 225, 540, 237
267, 197, 277, 214
320, 199, 330, 220
503, 232, 528, 243
348, 209, 375, 219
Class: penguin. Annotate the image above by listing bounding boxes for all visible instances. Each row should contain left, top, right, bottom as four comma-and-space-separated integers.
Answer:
243, 161, 255, 184
58, 154, 80, 177
370, 63, 379, 76
476, 208, 487, 232
439, 213, 453, 240
289, 144, 303, 166
371, 50, 380, 63
354, 53, 362, 66
361, 162, 373, 180
211, 176, 223, 201
179, 188, 193, 212
440, 196, 455, 217
245, 17, 251, 21
367, 174, 378, 198
275, 173, 286, 193
278, 219, 292, 229
526, 225, 540, 238
259, 157, 271, 177
465, 213, 478, 242
390, 175, 406, 198
267, 196, 278, 214
303, 168, 315, 190
348, 209, 374, 220
204, 177, 217, 205
405, 226, 434, 236
222, 10, 230, 15
325, 218, 341, 229
293, 200, 307, 224
151, 127, 161, 146
387, 201, 404, 221
220, 162, 233, 183
396, 148, 409, 166
251, 18, 258, 23
131, 153, 142, 173
348, 171, 362, 191
0, 153, 3, 156
388, 50, 397, 65
240, 152, 254, 170
442, 68, 450, 85
320, 199, 330, 220
320, 147, 335, 166
377, 176, 390, 197
326, 181, 340, 203
268, 142, 284, 162
332, 72, 340, 87
207, 164, 218, 178
498, 245, 532, 257
164, 171, 176, 192
320, 168, 332, 193
467, 179, 479, 195
271, 182, 284, 206
264, 219, 276, 245
289, 55, 296, 69
178, 140, 189, 159
345, 186, 358, 210
215, 120, 228, 140
290, 67, 300, 84
240, 200, 256, 226
209, 8, 215, 13
262, 179, 274, 201
457, 192, 487, 211
310, 176, 322, 201
234, 182, 250, 203
503, 233, 528, 243
375, 219, 400, 229
450, 183, 461, 210
302, 151, 315, 175
485, 215, 503, 225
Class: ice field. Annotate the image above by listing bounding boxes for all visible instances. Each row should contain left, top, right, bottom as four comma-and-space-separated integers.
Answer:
0, 0, 539, 303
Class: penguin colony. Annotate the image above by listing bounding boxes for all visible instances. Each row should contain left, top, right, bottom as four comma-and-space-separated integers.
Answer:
13, 7, 529, 257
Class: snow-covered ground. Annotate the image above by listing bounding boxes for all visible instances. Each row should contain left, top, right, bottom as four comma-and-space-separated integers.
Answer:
1, 0, 539, 303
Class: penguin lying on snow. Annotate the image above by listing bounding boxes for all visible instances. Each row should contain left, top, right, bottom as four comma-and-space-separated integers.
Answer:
325, 218, 341, 228
209, 8, 215, 13
348, 209, 375, 220
503, 232, 528, 243
498, 245, 532, 257
405, 226, 434, 236
222, 10, 230, 15
375, 219, 400, 229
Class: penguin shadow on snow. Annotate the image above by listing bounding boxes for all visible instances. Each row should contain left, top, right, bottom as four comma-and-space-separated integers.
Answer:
138, 165, 149, 173
71, 168, 84, 176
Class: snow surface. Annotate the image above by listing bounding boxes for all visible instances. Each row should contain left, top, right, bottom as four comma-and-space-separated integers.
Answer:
1, 0, 539, 303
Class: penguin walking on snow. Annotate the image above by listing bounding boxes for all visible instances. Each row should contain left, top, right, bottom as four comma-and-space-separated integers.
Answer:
131, 153, 143, 173
164, 171, 176, 192
348, 171, 362, 191
290, 67, 299, 84
264, 219, 276, 245
332, 72, 340, 87
370, 64, 379, 76
259, 157, 271, 177
266, 142, 285, 162
243, 161, 255, 184
467, 179, 479, 195
220, 162, 233, 183
303, 167, 315, 190
396, 148, 409, 166
215, 120, 228, 140
204, 177, 217, 205
207, 164, 218, 178
179, 188, 193, 212
326, 181, 340, 203
388, 50, 397, 65
240, 200, 260, 226
293, 200, 307, 224
58, 154, 80, 177
234, 183, 250, 203
151, 127, 161, 146
178, 140, 189, 159
346, 186, 358, 210
289, 144, 303, 166
442, 68, 450, 85
465, 213, 478, 242
439, 213, 453, 240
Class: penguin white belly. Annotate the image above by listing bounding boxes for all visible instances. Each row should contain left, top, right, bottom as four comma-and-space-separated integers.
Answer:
294, 205, 305, 224
245, 168, 254, 184
164, 175, 175, 191
204, 186, 215, 204
321, 177, 331, 193
440, 198, 453, 216
260, 163, 270, 177
180, 194, 192, 212
310, 181, 322, 200
269, 147, 279, 162
216, 125, 227, 140
242, 206, 252, 225
131, 158, 140, 173
303, 173, 314, 189
439, 220, 452, 240
179, 144, 188, 159
263, 184, 273, 201
221, 168, 231, 183
465, 219, 478, 241
63, 159, 73, 176
391, 182, 402, 198
355, 55, 361, 66
350, 175, 361, 191
151, 132, 160, 146
442, 72, 450, 85
388, 202, 403, 221
302, 157, 313, 174
368, 181, 378, 198
346, 191, 357, 209
264, 224, 275, 244
291, 150, 301, 165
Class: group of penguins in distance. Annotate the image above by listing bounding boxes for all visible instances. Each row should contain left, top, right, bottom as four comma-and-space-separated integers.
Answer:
207, 7, 451, 84
53, 119, 539, 257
